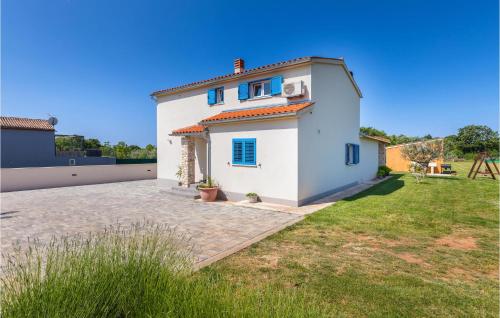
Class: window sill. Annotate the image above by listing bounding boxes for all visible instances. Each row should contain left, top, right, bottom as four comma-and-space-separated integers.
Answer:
232, 164, 257, 167
209, 102, 224, 106
247, 95, 272, 101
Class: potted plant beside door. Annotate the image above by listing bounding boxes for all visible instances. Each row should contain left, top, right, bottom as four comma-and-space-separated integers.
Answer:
197, 177, 219, 202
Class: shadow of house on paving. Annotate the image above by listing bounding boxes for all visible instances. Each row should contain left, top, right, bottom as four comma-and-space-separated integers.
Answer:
343, 175, 405, 202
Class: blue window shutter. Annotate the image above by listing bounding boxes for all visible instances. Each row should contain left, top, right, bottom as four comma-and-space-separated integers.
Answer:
345, 144, 350, 165
354, 144, 360, 164
238, 83, 249, 100
271, 76, 283, 95
243, 139, 256, 165
208, 89, 216, 105
232, 140, 243, 164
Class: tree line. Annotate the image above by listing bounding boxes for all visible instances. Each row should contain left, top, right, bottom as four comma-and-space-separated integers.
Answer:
55, 136, 156, 159
360, 124, 499, 159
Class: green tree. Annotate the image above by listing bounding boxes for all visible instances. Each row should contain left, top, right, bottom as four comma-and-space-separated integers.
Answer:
113, 142, 130, 159
401, 139, 443, 182
388, 134, 422, 146
55, 136, 84, 151
455, 125, 499, 154
360, 127, 388, 137
100, 141, 115, 157
83, 138, 101, 150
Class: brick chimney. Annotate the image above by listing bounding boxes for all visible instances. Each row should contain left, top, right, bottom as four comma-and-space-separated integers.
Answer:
234, 58, 245, 74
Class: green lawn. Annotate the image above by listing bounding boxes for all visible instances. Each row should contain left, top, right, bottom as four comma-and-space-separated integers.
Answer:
200, 161, 499, 317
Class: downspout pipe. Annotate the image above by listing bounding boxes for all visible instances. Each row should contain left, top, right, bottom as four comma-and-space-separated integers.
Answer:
200, 130, 211, 180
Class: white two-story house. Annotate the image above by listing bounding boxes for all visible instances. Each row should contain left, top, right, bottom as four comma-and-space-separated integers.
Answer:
152, 56, 388, 206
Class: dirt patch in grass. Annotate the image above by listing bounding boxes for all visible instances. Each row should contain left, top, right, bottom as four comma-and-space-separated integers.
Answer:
394, 252, 429, 266
259, 254, 280, 269
435, 235, 477, 250
443, 267, 476, 282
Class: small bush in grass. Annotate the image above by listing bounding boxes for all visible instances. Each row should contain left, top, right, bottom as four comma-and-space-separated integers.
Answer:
1, 222, 324, 317
377, 165, 392, 178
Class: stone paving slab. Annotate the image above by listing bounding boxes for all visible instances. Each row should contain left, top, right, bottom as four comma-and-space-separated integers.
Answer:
1, 180, 301, 266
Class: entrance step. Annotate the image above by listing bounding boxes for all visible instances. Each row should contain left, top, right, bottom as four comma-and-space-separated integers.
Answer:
162, 185, 200, 199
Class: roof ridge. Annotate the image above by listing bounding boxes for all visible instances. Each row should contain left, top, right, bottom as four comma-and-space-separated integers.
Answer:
1, 116, 49, 121
151, 56, 331, 96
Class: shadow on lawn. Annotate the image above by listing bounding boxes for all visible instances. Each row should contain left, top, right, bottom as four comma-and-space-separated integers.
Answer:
343, 174, 405, 201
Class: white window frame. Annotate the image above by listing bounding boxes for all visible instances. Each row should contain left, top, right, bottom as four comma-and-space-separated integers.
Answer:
250, 80, 271, 99
215, 87, 224, 104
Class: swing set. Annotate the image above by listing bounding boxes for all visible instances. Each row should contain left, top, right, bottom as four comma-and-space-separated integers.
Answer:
467, 152, 500, 180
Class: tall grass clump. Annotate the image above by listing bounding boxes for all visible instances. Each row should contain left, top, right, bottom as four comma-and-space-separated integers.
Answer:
1, 222, 193, 317
2, 222, 325, 317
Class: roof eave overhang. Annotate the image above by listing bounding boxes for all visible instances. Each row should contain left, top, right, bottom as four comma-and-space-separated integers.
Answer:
359, 134, 390, 144
169, 131, 207, 137
151, 60, 312, 98
1, 127, 55, 132
151, 57, 362, 99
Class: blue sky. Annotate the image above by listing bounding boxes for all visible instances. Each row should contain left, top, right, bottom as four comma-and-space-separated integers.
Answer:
2, 0, 498, 146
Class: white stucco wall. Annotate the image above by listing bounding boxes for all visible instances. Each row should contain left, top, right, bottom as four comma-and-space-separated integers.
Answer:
297, 62, 374, 203
156, 60, 378, 205
209, 119, 298, 204
156, 65, 311, 183
357, 138, 380, 181
1, 164, 157, 192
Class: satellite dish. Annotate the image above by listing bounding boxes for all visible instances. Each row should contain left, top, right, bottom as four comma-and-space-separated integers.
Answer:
48, 117, 58, 126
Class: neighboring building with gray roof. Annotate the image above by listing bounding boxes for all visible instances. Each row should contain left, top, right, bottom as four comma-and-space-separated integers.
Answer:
1, 116, 115, 168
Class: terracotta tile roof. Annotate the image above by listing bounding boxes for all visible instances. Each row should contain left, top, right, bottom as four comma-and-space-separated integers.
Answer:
200, 101, 314, 124
151, 57, 312, 97
171, 124, 206, 135
151, 56, 357, 97
360, 134, 390, 144
0, 116, 55, 131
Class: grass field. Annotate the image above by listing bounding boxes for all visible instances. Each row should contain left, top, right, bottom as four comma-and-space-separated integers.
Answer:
3, 162, 497, 317
200, 162, 499, 317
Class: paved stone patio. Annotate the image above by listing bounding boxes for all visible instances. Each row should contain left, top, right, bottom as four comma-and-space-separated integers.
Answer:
1, 180, 301, 267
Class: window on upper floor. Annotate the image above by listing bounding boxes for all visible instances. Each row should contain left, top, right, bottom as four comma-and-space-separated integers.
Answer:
238, 76, 283, 101
216, 87, 224, 104
250, 80, 271, 99
208, 87, 224, 105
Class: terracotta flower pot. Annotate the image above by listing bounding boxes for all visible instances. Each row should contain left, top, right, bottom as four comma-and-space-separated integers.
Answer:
199, 187, 218, 202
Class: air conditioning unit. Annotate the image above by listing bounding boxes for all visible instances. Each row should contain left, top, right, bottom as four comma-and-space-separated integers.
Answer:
282, 81, 304, 97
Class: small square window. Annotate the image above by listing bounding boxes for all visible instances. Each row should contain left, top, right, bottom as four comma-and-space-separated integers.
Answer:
232, 138, 256, 166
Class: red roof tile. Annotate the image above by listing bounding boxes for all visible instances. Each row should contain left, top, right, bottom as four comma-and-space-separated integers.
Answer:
0, 116, 55, 131
150, 57, 354, 97
171, 124, 206, 135
151, 57, 313, 96
200, 102, 314, 124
